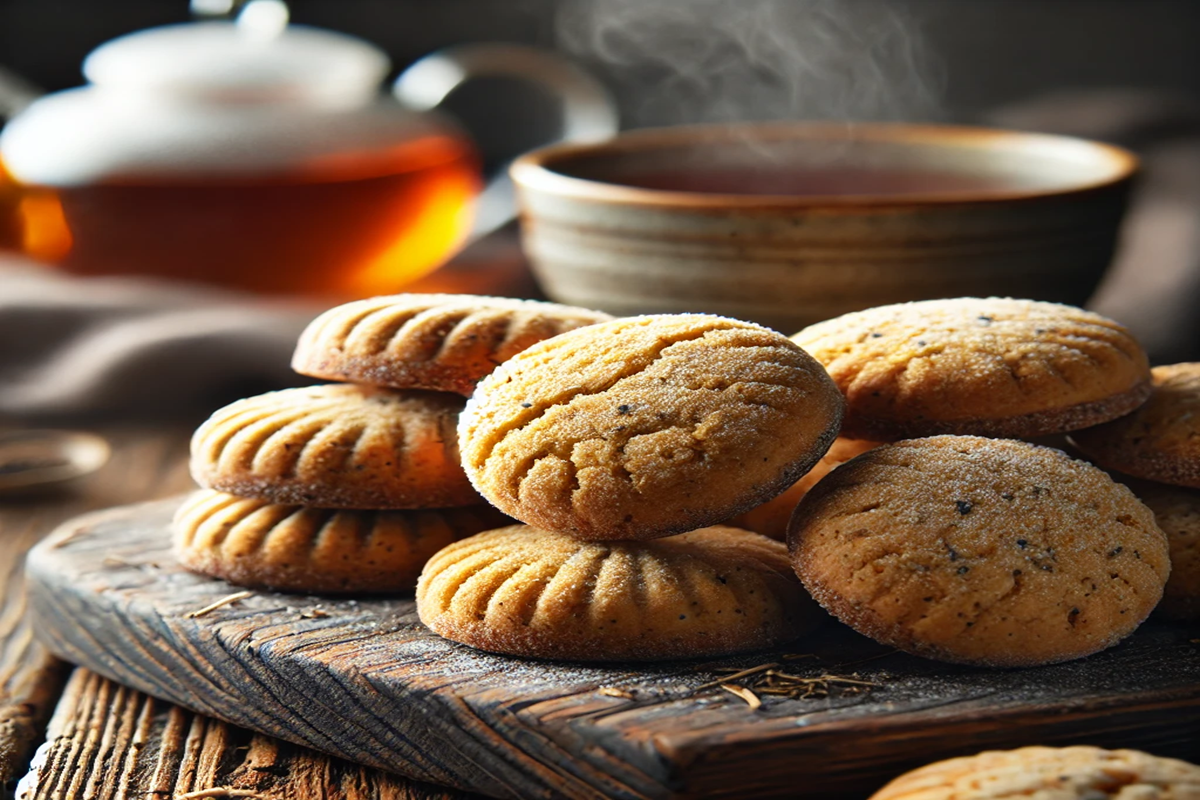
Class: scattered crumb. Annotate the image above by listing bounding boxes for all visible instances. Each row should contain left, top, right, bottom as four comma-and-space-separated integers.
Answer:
695, 660, 884, 702
102, 556, 158, 569
186, 591, 254, 619
721, 683, 762, 710
300, 608, 330, 619
599, 687, 634, 699
50, 526, 88, 549
695, 662, 778, 691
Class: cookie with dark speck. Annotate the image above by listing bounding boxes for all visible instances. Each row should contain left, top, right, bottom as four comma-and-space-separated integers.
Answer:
789, 436, 1169, 667
416, 524, 822, 661
292, 294, 611, 395
174, 490, 509, 594
1072, 363, 1200, 488
1127, 480, 1200, 620
869, 746, 1200, 800
191, 385, 478, 508
792, 298, 1151, 440
458, 314, 845, 541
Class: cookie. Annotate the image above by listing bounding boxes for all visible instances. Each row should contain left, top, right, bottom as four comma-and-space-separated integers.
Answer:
191, 384, 478, 509
459, 314, 845, 540
416, 524, 822, 661
1127, 481, 1200, 620
792, 298, 1151, 440
869, 746, 1200, 800
174, 490, 510, 593
730, 437, 881, 540
789, 436, 1169, 667
292, 294, 612, 395
1071, 363, 1200, 488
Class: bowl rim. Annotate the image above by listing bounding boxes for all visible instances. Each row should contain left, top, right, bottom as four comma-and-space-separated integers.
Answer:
510, 121, 1139, 209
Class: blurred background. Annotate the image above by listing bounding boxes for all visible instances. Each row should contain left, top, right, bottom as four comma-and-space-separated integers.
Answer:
1, 0, 1199, 420
3, 1, 1199, 126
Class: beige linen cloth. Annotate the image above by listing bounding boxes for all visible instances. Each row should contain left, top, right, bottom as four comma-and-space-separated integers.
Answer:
2, 90, 1198, 422
0, 260, 320, 420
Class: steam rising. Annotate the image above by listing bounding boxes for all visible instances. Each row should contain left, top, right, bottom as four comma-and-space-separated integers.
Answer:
555, 0, 944, 128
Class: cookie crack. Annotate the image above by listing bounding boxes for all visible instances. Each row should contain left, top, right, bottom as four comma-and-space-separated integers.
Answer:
478, 325, 729, 465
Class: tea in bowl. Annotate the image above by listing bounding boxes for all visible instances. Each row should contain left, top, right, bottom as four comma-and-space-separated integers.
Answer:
511, 123, 1137, 332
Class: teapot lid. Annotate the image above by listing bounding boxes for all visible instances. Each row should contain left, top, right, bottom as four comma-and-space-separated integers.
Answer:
83, 18, 390, 103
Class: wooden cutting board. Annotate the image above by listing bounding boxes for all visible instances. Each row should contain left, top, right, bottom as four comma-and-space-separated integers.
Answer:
23, 499, 1200, 800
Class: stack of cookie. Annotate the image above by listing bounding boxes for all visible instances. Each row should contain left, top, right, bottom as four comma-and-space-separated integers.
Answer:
733, 296, 1153, 540
1071, 362, 1200, 621
781, 298, 1174, 667
174, 294, 612, 595
417, 314, 846, 661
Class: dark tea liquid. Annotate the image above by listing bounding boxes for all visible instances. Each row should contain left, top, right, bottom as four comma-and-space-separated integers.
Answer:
612, 166, 1007, 196
0, 162, 23, 252
11, 133, 479, 297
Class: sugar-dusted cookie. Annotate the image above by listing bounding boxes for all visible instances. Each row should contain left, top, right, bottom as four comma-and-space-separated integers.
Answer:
174, 490, 510, 593
792, 298, 1151, 440
191, 384, 478, 509
416, 524, 822, 661
1072, 363, 1200, 488
730, 437, 881, 540
459, 314, 845, 541
1127, 481, 1200, 620
292, 294, 612, 395
789, 436, 1169, 667
870, 746, 1200, 800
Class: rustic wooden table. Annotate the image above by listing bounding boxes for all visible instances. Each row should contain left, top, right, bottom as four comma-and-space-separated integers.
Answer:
1, 426, 478, 798
0, 234, 546, 798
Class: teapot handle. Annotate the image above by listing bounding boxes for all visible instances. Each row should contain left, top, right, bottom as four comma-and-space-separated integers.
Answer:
393, 44, 618, 238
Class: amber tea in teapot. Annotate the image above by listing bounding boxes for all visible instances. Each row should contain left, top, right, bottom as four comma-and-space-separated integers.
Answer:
0, 18, 525, 296
12, 132, 478, 296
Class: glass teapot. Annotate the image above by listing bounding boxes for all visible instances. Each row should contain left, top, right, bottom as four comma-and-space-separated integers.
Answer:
0, 1, 616, 296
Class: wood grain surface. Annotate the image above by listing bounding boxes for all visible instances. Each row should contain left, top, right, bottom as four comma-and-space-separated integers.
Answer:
24, 499, 1200, 800
17, 668, 476, 800
0, 426, 194, 789
0, 427, 474, 798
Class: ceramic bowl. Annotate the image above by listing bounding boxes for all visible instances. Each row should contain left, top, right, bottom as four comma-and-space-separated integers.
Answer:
511, 123, 1138, 334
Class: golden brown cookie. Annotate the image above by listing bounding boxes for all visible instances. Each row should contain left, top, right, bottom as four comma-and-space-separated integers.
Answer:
870, 746, 1200, 800
1127, 481, 1200, 620
1071, 363, 1200, 488
792, 298, 1151, 440
416, 524, 822, 661
292, 294, 612, 395
730, 437, 881, 540
459, 314, 845, 540
789, 436, 1169, 667
191, 384, 478, 509
174, 490, 510, 593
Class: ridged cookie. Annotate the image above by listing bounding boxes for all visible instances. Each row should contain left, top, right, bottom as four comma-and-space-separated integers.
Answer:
292, 294, 612, 395
1127, 481, 1200, 620
174, 490, 510, 593
416, 524, 822, 661
730, 437, 881, 540
870, 746, 1200, 800
459, 314, 845, 540
191, 384, 478, 508
1072, 363, 1200, 488
792, 298, 1151, 440
789, 436, 1169, 667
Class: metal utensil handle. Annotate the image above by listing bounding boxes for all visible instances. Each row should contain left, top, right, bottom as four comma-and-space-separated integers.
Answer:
394, 43, 618, 237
